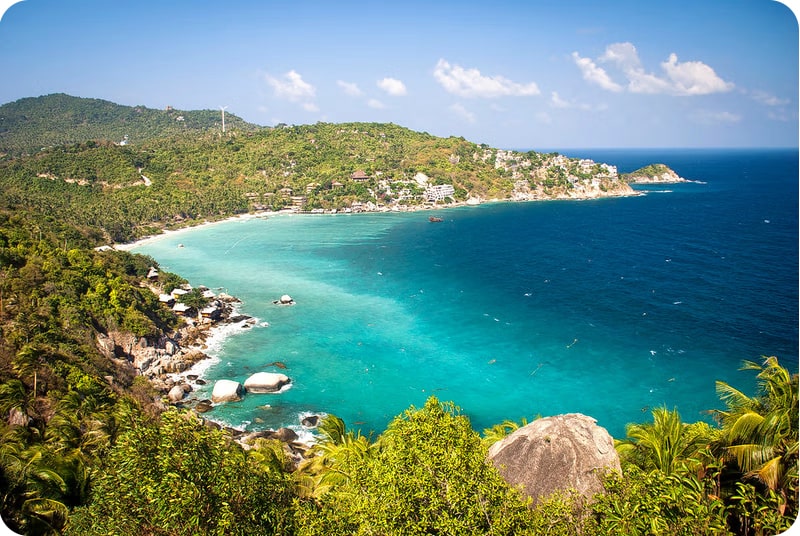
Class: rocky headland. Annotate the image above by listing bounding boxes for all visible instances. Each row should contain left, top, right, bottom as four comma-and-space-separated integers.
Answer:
621, 163, 691, 184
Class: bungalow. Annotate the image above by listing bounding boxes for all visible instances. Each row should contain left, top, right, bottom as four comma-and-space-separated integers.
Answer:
147, 267, 159, 280
200, 302, 222, 320
171, 288, 189, 300
351, 170, 370, 182
172, 302, 191, 315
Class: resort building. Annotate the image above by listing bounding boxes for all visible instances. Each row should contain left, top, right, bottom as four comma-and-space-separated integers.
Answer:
425, 184, 455, 202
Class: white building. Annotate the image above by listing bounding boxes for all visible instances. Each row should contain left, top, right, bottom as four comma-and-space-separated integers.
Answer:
425, 184, 455, 202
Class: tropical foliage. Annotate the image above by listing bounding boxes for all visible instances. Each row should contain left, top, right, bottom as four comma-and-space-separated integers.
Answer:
0, 94, 796, 535
0, 95, 635, 244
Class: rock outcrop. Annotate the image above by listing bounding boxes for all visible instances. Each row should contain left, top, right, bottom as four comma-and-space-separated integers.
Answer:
244, 372, 291, 393
487, 413, 620, 505
211, 380, 244, 403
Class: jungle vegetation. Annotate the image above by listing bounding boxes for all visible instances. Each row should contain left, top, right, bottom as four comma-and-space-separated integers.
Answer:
0, 94, 796, 535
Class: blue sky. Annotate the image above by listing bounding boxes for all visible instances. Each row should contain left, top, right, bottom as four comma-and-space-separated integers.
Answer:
0, 0, 797, 149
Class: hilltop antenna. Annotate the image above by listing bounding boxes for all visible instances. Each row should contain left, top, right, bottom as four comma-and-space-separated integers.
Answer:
220, 105, 228, 133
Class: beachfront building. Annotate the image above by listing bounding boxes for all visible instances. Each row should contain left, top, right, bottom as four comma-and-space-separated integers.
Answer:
425, 184, 455, 202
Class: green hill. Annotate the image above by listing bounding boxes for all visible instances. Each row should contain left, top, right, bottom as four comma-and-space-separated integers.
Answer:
0, 93, 260, 156
0, 96, 638, 243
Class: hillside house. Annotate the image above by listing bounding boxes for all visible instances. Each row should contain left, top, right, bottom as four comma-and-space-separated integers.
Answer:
351, 170, 370, 182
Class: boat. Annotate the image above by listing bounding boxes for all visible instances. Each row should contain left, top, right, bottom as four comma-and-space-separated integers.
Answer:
429, 216, 443, 222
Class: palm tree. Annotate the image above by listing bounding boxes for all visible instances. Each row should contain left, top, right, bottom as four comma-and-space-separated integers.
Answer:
713, 356, 798, 515
617, 406, 715, 476
294, 415, 377, 498
481, 416, 531, 447
14, 344, 43, 397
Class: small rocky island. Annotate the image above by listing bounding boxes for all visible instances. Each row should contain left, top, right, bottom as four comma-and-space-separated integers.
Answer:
621, 163, 690, 184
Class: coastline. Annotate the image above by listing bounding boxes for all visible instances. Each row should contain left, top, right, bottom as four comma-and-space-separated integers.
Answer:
113, 183, 646, 441
112, 186, 642, 252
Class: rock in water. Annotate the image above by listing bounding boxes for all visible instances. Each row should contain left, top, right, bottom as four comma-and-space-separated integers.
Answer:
487, 413, 620, 505
211, 379, 244, 403
244, 372, 291, 393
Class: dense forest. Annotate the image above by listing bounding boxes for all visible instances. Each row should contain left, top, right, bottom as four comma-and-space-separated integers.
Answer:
0, 94, 796, 535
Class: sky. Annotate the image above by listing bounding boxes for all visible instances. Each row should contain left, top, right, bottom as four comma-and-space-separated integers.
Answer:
0, 0, 797, 149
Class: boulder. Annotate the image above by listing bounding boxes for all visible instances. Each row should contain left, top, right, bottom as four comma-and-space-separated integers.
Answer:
195, 400, 214, 413
301, 415, 320, 428
211, 379, 244, 403
244, 372, 291, 394
274, 295, 295, 305
267, 427, 299, 443
487, 413, 620, 505
167, 385, 187, 403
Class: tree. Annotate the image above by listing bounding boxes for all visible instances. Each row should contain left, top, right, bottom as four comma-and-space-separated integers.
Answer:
296, 397, 535, 535
14, 344, 44, 397
616, 406, 715, 476
65, 410, 295, 536
714, 356, 798, 520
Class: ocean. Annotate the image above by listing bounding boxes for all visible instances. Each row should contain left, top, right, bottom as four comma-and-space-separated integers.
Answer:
131, 148, 798, 440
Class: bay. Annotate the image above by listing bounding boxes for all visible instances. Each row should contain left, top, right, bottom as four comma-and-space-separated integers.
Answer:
131, 148, 798, 439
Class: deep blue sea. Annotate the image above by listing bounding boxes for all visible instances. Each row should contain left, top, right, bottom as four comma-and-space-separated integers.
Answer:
131, 148, 798, 440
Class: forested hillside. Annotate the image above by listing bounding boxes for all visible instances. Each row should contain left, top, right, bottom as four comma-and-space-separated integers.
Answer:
0, 94, 259, 157
0, 95, 633, 244
0, 95, 796, 535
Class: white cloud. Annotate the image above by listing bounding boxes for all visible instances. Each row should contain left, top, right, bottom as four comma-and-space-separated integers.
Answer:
549, 91, 604, 111
265, 70, 316, 101
571, 52, 623, 92
302, 102, 319, 112
749, 89, 790, 107
449, 103, 476, 123
367, 98, 385, 109
767, 110, 792, 122
550, 91, 572, 109
599, 42, 641, 71
433, 59, 540, 98
692, 110, 741, 124
377, 77, 407, 96
337, 80, 363, 97
661, 53, 734, 95
576, 42, 734, 96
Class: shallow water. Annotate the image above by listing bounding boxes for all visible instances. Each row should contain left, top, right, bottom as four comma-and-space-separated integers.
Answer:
132, 148, 798, 439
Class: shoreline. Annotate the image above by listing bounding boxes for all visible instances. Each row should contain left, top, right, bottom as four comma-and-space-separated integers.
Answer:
112, 187, 643, 252
115, 185, 646, 440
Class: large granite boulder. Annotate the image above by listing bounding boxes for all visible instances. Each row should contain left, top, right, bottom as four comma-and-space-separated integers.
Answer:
244, 372, 291, 393
211, 379, 244, 403
487, 413, 620, 505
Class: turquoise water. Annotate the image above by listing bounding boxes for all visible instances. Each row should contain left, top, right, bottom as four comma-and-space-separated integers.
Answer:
132, 149, 798, 439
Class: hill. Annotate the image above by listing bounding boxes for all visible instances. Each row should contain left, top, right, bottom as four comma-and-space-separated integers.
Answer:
0, 93, 260, 156
0, 95, 639, 243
